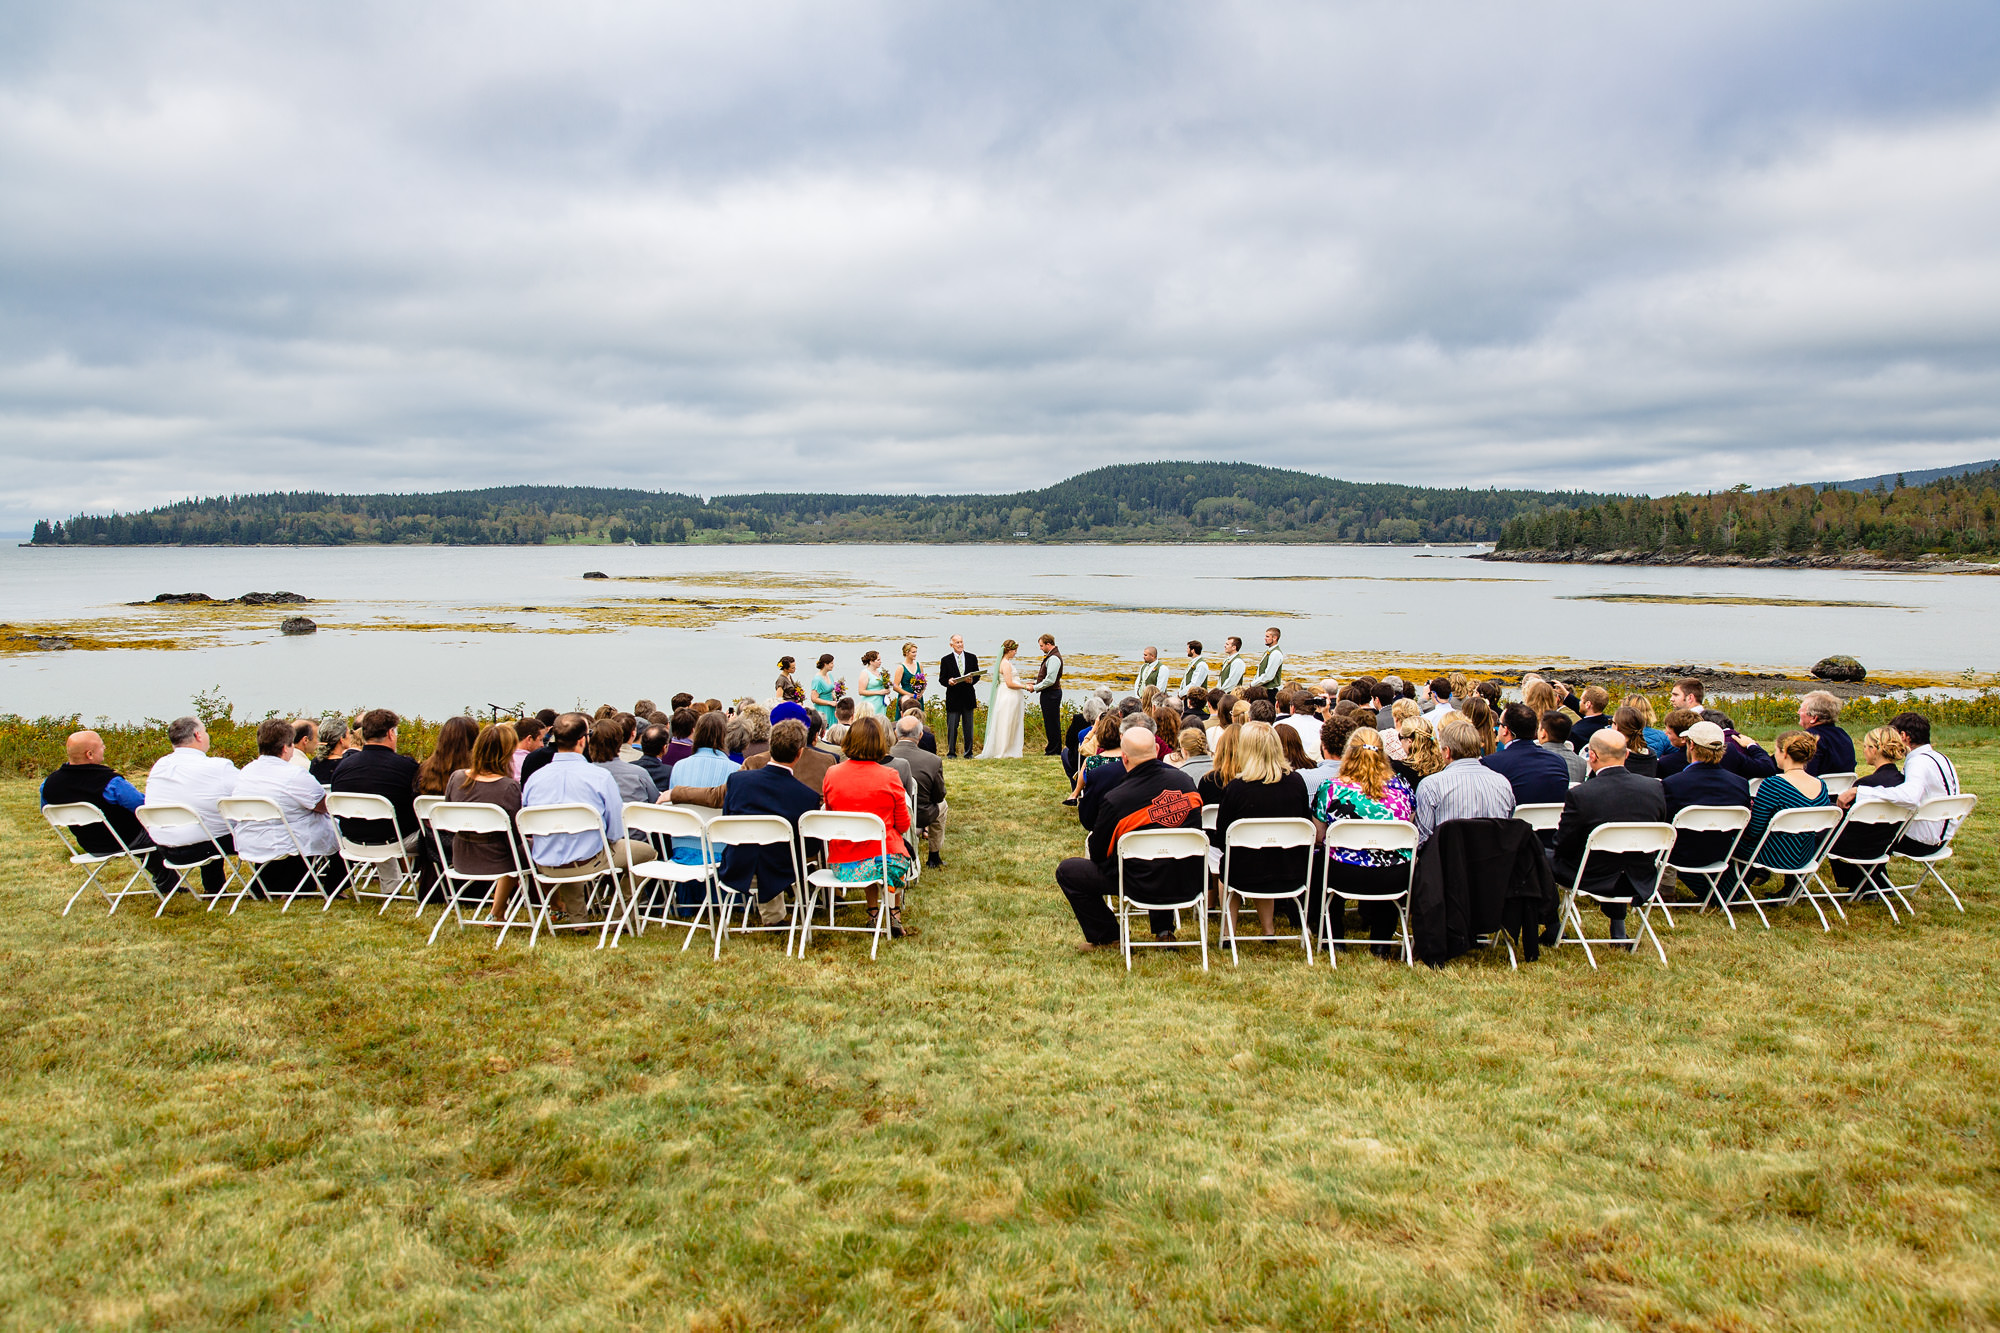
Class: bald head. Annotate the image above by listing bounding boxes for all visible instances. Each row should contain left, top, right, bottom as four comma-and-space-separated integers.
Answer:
1120, 727, 1158, 766
65, 731, 104, 764
1588, 729, 1629, 767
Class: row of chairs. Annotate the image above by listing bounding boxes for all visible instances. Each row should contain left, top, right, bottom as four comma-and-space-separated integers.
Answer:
43, 792, 911, 959
1111, 790, 1978, 973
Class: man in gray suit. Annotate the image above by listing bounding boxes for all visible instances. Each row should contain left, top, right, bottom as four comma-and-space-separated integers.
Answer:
893, 715, 948, 869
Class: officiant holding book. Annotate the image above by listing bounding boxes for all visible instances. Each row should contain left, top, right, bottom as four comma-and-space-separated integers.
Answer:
940, 635, 982, 758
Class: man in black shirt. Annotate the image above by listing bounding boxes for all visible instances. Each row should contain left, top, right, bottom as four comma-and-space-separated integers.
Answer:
1057, 728, 1204, 948
329, 708, 421, 855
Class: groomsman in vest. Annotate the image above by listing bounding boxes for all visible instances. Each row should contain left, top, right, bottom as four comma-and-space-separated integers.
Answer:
1133, 646, 1166, 697
1181, 641, 1211, 696
1217, 636, 1248, 691
939, 634, 980, 759
1028, 634, 1065, 755
1250, 626, 1285, 691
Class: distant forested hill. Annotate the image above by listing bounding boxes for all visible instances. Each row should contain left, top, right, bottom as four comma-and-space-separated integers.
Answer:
28, 463, 1617, 546
1495, 465, 2000, 564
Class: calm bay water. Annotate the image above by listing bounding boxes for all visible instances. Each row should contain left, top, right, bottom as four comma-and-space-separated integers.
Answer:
1, 542, 1993, 721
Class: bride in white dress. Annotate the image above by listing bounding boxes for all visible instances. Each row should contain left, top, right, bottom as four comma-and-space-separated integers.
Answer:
978, 639, 1027, 759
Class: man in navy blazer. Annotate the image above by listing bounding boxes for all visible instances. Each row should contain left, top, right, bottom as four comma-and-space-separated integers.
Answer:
1483, 703, 1573, 805
718, 719, 821, 925
1660, 721, 1751, 901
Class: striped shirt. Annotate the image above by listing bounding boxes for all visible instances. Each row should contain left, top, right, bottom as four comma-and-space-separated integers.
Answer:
1741, 775, 1833, 870
1413, 757, 1517, 846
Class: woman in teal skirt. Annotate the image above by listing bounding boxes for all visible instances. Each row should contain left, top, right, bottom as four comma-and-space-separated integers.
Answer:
811, 653, 840, 729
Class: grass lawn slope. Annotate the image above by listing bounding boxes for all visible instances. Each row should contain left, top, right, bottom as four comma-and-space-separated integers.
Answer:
1, 749, 1997, 1330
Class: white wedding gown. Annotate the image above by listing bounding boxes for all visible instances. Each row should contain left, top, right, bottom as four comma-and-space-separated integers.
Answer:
979, 659, 1027, 758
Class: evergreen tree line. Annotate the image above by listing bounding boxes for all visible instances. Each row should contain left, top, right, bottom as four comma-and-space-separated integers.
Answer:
1495, 466, 2000, 560
30, 464, 1613, 547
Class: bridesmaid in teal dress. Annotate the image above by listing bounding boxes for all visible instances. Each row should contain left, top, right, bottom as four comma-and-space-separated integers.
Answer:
858, 650, 890, 717
895, 641, 926, 717
812, 653, 839, 729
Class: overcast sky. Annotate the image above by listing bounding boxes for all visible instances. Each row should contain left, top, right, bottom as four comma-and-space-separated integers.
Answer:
5, 1, 2000, 527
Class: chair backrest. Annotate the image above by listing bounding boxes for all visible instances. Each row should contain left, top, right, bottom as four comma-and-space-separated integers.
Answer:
1582, 821, 1676, 856
1200, 804, 1219, 831
1115, 827, 1210, 862
799, 810, 887, 848
1514, 802, 1563, 832
657, 799, 717, 826
1671, 804, 1751, 833
515, 802, 608, 838
1766, 806, 1845, 837
1819, 772, 1856, 795
218, 795, 285, 825
1837, 801, 1911, 828
1223, 817, 1315, 851
427, 801, 515, 836
1747, 777, 1763, 799
624, 803, 711, 841
134, 802, 211, 837
326, 792, 398, 824
42, 802, 110, 831
706, 814, 797, 848
1325, 819, 1418, 854
1915, 793, 1978, 827
414, 794, 445, 824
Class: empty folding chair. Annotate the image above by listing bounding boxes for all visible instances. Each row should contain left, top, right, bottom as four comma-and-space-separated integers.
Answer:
1887, 793, 1979, 912
41, 803, 159, 917
135, 801, 241, 915
796, 810, 895, 959
696, 815, 804, 959
1219, 817, 1315, 965
1719, 806, 1848, 931
1320, 819, 1419, 968
1662, 805, 1752, 928
1115, 827, 1211, 971
1552, 821, 1677, 968
326, 792, 425, 915
424, 802, 531, 946
515, 804, 634, 949
217, 795, 341, 912
621, 804, 720, 945
1824, 800, 1917, 921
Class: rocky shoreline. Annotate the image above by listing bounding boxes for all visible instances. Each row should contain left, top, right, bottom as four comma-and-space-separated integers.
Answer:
1523, 663, 1894, 700
1480, 549, 2000, 574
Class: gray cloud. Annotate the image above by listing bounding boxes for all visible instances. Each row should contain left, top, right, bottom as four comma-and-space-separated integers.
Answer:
4, 0, 2000, 527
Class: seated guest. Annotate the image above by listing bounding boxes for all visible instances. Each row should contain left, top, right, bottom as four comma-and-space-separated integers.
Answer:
312, 717, 358, 783
416, 715, 478, 797
718, 719, 822, 925
230, 718, 340, 897
520, 712, 657, 918
1829, 725, 1910, 890
1058, 726, 1204, 949
663, 709, 698, 769
670, 692, 694, 714
663, 711, 740, 856
1071, 711, 1123, 800
1798, 691, 1856, 777
1299, 713, 1350, 803
1150, 706, 1183, 760
289, 719, 319, 772
42, 729, 179, 895
1078, 717, 1140, 828
1735, 731, 1831, 884
1552, 730, 1668, 944
1216, 722, 1312, 941
1423, 675, 1458, 723
1413, 716, 1516, 846
1834, 710, 1962, 855
1653, 707, 1703, 777
827, 696, 857, 745
821, 716, 917, 937
519, 712, 563, 786
1379, 697, 1422, 760
444, 722, 525, 918
1396, 717, 1446, 791
739, 702, 837, 794
634, 724, 674, 791
1621, 695, 1670, 757
1668, 677, 1707, 715
1277, 723, 1313, 775
1313, 728, 1416, 955
144, 716, 241, 895
329, 710, 423, 882
1611, 706, 1659, 779
1569, 686, 1612, 750
1279, 689, 1324, 761
1460, 695, 1496, 757
509, 717, 544, 781
1538, 710, 1588, 784
1483, 702, 1572, 805
1372, 680, 1399, 731
1660, 720, 1751, 900
891, 715, 948, 870
1173, 727, 1213, 784
588, 717, 661, 805
903, 706, 939, 755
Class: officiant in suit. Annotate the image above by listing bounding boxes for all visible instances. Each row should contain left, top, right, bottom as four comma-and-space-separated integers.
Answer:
940, 634, 981, 759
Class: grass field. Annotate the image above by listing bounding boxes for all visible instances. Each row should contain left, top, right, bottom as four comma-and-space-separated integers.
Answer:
2, 746, 1997, 1331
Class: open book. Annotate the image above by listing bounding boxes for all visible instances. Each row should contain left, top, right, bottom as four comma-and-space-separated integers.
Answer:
944, 670, 986, 686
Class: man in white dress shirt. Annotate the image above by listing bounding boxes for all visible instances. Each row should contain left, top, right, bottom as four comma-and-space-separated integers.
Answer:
1180, 640, 1211, 695
1250, 626, 1285, 690
1132, 646, 1165, 697
145, 716, 240, 894
1836, 710, 1963, 851
230, 717, 339, 898
1217, 636, 1247, 691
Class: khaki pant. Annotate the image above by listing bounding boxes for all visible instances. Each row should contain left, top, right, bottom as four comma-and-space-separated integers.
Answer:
918, 801, 948, 856
542, 839, 657, 918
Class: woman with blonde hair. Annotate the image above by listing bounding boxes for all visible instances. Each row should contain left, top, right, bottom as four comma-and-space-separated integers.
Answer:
1397, 716, 1445, 787
1381, 697, 1422, 759
893, 641, 925, 717
1621, 694, 1670, 756
1313, 727, 1416, 956
1215, 721, 1313, 945
1613, 705, 1659, 778
1829, 727, 1910, 890
1522, 678, 1558, 716
444, 721, 524, 919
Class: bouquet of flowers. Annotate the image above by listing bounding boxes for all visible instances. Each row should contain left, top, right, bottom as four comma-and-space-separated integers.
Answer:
832, 679, 848, 700
782, 682, 805, 703
910, 669, 928, 695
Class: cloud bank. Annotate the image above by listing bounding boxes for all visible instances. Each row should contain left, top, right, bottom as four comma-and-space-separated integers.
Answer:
4, 0, 2000, 525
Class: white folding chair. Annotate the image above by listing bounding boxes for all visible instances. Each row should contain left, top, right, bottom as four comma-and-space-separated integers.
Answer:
1721, 805, 1848, 931
1115, 827, 1211, 971
1319, 819, 1418, 968
905, 793, 922, 887
1514, 803, 1563, 833
1747, 777, 1763, 800
797, 810, 895, 959
1662, 805, 1752, 928
217, 795, 340, 912
325, 792, 424, 915
1819, 772, 1857, 797
515, 803, 632, 949
135, 802, 242, 915
1887, 793, 1978, 912
698, 815, 805, 959
425, 802, 531, 946
1824, 800, 1917, 922
1552, 822, 1676, 968
414, 794, 444, 827
621, 804, 721, 947
41, 803, 159, 917
1219, 817, 1315, 966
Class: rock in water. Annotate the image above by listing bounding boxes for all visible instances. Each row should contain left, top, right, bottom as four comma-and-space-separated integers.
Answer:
1811, 655, 1865, 682
239, 591, 308, 605
152, 592, 214, 604
582, 570, 609, 580
280, 616, 317, 636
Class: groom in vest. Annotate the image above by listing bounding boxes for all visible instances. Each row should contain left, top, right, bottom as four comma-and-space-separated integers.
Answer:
1028, 634, 1065, 755
940, 634, 980, 759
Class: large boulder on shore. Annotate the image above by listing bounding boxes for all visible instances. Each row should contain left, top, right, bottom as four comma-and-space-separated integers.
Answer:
280, 616, 317, 636
1811, 655, 1866, 682
582, 570, 609, 580
151, 592, 214, 604
239, 591, 308, 605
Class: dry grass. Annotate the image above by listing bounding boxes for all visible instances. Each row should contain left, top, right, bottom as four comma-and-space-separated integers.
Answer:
1, 746, 1998, 1330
